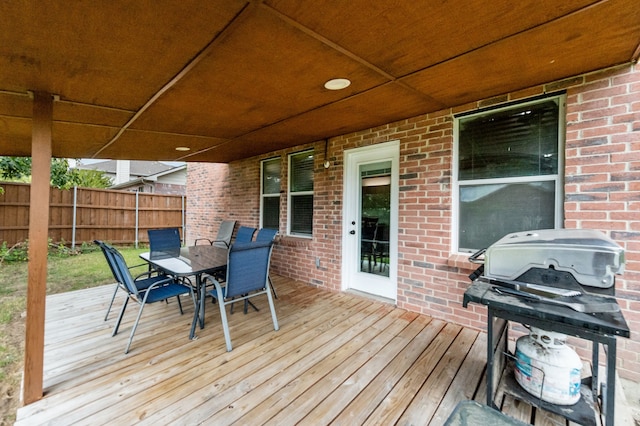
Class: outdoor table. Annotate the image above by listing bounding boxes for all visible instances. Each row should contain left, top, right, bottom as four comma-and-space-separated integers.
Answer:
463, 280, 629, 426
140, 245, 228, 339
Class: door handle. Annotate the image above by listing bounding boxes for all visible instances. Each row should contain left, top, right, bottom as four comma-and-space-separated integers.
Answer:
349, 230, 356, 235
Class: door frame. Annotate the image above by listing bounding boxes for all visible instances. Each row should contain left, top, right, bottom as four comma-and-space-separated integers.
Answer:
341, 140, 399, 301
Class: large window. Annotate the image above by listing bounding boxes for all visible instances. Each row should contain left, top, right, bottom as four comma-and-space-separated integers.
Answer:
454, 95, 564, 252
288, 150, 314, 236
261, 157, 281, 229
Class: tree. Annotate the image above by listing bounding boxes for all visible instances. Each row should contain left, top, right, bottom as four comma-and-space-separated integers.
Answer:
69, 168, 112, 188
0, 156, 112, 189
0, 156, 31, 181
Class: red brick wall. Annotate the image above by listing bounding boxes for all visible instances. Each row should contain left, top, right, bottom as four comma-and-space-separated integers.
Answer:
185, 162, 230, 244
564, 63, 640, 380
186, 62, 640, 380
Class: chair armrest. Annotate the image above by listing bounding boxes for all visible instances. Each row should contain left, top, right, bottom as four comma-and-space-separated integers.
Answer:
210, 239, 230, 248
204, 275, 226, 300
128, 262, 148, 270
194, 238, 212, 245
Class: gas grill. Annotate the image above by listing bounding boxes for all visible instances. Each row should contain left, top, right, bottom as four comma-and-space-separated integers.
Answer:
463, 229, 630, 426
476, 229, 625, 297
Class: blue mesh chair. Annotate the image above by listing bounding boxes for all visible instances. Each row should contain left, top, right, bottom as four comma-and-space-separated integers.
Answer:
205, 240, 279, 351
225, 226, 260, 312
148, 227, 181, 260
107, 245, 195, 353
96, 240, 155, 321
255, 228, 277, 242
235, 226, 256, 243
255, 228, 279, 298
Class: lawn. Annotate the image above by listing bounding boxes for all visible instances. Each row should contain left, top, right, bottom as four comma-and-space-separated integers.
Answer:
0, 244, 148, 425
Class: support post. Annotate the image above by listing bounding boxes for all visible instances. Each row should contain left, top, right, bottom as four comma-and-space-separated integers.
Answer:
22, 92, 53, 405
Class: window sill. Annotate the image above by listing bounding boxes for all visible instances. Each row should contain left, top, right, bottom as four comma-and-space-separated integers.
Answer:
447, 253, 481, 271
279, 235, 312, 247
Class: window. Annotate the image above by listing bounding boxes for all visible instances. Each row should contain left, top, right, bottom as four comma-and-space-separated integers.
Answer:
454, 95, 564, 252
261, 157, 281, 229
288, 150, 314, 236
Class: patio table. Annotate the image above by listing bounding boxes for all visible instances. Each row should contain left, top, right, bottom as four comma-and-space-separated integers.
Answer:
140, 245, 228, 339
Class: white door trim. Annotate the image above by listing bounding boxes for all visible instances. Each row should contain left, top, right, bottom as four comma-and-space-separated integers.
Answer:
341, 140, 399, 301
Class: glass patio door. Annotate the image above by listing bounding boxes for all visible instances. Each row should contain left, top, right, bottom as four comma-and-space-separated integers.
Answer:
342, 141, 398, 301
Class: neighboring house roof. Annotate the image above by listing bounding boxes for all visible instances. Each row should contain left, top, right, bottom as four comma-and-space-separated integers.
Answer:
109, 164, 187, 190
77, 160, 179, 178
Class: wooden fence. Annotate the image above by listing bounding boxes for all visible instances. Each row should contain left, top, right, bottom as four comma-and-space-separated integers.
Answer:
0, 182, 185, 247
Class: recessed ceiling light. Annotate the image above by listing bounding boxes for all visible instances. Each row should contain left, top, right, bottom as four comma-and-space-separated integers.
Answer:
175, 146, 190, 151
324, 78, 351, 90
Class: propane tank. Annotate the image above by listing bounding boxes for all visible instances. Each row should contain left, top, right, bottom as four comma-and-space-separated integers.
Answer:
514, 327, 582, 405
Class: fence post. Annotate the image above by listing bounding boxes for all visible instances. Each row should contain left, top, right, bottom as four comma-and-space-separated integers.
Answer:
135, 191, 139, 248
71, 186, 77, 250
181, 194, 186, 246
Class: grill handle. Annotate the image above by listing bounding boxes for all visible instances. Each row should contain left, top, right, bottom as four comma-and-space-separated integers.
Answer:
468, 248, 486, 264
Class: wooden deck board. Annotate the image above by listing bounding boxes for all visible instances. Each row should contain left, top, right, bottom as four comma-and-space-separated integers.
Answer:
16, 275, 599, 425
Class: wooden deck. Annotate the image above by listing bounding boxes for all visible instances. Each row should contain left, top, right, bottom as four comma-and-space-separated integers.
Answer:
15, 275, 600, 425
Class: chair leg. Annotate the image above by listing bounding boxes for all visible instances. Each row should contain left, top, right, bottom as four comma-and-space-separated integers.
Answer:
112, 296, 129, 336
105, 283, 120, 321
125, 302, 146, 354
268, 276, 278, 299
266, 282, 279, 332
176, 296, 183, 314
214, 282, 233, 352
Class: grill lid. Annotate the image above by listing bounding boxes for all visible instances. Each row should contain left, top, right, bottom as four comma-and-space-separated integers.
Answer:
483, 229, 624, 288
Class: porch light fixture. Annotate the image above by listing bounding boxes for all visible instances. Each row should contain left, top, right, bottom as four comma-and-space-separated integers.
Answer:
324, 78, 351, 90
175, 146, 190, 151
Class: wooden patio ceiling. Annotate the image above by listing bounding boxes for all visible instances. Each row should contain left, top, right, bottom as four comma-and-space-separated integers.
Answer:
1, 0, 639, 163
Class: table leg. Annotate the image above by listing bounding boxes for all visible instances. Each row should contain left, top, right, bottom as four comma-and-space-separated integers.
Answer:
189, 273, 206, 339
199, 275, 206, 328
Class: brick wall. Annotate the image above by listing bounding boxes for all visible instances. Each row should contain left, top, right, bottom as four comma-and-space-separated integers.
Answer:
185, 162, 230, 245
564, 63, 640, 380
186, 62, 640, 380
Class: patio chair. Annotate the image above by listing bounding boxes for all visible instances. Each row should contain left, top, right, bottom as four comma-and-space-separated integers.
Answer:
96, 240, 156, 321
361, 217, 378, 272
255, 228, 278, 242
106, 245, 195, 353
235, 225, 256, 243
195, 219, 236, 248
225, 226, 260, 312
205, 240, 279, 351
148, 227, 194, 290
255, 228, 279, 299
148, 227, 181, 260
373, 223, 389, 272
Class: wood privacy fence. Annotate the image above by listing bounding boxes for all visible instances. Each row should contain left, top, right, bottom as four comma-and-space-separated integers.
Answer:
0, 182, 186, 247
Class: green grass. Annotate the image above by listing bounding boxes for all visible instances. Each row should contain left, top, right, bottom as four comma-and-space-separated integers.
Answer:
0, 244, 148, 424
